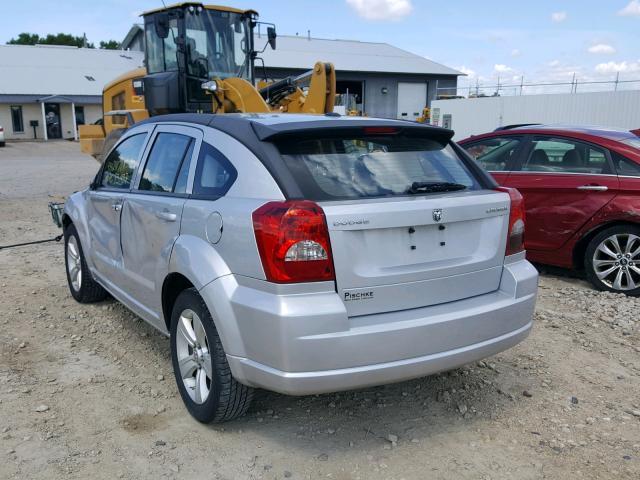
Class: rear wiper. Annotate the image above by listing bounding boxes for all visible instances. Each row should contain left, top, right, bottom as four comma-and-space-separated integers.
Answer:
405, 182, 468, 194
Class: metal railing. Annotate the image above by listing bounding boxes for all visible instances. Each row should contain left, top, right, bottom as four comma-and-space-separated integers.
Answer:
436, 75, 640, 99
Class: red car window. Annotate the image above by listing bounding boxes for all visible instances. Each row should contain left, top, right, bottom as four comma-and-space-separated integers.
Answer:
462, 136, 522, 172
523, 137, 611, 175
611, 151, 640, 176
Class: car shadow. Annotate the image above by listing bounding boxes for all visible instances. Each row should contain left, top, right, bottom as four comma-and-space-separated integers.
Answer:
212, 361, 525, 455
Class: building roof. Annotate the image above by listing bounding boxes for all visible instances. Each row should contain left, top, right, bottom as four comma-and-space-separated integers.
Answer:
0, 44, 144, 98
120, 25, 462, 76
256, 34, 462, 76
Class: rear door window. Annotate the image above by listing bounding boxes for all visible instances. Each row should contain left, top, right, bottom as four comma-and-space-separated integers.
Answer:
101, 133, 147, 189
611, 152, 640, 177
138, 132, 193, 193
462, 136, 522, 171
523, 137, 612, 174
276, 134, 481, 201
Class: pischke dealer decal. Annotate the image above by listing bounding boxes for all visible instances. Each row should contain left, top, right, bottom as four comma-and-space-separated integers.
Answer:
344, 290, 374, 301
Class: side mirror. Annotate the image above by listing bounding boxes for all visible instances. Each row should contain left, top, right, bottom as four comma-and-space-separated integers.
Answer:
154, 13, 170, 39
267, 26, 277, 50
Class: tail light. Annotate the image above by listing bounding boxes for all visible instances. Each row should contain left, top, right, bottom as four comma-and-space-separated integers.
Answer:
252, 200, 335, 283
495, 187, 525, 255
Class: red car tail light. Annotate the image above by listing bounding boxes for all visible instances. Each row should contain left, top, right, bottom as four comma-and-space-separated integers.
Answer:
495, 187, 525, 255
252, 200, 335, 283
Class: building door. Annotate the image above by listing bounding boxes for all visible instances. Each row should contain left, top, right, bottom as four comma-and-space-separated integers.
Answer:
45, 103, 62, 139
397, 82, 427, 121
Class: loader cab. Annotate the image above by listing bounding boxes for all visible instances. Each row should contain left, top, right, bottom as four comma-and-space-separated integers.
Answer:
142, 3, 258, 115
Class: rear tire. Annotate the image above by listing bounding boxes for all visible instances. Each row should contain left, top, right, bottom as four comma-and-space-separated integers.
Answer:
64, 223, 108, 303
170, 288, 253, 423
584, 225, 640, 296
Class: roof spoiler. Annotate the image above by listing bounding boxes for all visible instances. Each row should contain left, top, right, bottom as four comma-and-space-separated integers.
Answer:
251, 120, 454, 143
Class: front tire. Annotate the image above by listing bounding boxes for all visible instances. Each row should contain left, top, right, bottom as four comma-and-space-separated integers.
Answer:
64, 223, 108, 303
170, 288, 253, 423
584, 225, 640, 296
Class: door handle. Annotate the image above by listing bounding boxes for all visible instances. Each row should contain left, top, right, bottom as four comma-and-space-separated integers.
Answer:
577, 185, 608, 192
155, 211, 177, 222
111, 203, 122, 212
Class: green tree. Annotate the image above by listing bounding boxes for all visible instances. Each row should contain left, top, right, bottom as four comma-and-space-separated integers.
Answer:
40, 33, 94, 48
99, 40, 120, 50
7, 32, 40, 45
6, 32, 95, 48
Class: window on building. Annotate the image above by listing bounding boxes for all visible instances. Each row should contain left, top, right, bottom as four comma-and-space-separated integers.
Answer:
11, 106, 24, 133
74, 106, 85, 126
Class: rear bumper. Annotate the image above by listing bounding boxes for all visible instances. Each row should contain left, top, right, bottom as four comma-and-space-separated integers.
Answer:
227, 320, 532, 396
200, 255, 538, 395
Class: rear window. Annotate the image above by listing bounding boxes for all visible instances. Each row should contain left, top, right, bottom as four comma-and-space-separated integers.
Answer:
276, 135, 481, 201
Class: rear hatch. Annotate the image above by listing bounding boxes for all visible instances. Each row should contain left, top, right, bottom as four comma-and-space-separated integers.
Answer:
269, 122, 510, 316
322, 192, 509, 316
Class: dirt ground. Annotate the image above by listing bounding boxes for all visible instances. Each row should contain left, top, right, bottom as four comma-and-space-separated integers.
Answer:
0, 141, 639, 480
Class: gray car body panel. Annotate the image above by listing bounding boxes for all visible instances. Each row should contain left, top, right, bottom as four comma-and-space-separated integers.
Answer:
64, 114, 538, 394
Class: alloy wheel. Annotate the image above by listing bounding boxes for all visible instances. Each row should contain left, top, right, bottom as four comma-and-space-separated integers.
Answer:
175, 309, 212, 404
592, 233, 640, 291
66, 236, 82, 292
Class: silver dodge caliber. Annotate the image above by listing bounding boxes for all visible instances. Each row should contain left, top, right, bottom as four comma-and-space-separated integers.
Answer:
62, 113, 538, 423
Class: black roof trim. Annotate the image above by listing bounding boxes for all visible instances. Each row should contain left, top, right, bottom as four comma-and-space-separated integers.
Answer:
135, 113, 215, 127
494, 123, 541, 131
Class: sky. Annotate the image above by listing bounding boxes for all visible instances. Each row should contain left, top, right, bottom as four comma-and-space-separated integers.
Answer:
2, 0, 639, 94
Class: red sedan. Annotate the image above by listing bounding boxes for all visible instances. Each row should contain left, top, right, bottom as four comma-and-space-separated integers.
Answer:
459, 125, 640, 295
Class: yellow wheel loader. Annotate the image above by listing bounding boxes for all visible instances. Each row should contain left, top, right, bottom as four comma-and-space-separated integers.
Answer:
79, 3, 336, 160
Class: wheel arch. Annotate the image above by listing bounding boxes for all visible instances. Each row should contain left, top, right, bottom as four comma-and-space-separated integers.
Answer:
161, 272, 196, 332
573, 220, 640, 270
62, 213, 73, 230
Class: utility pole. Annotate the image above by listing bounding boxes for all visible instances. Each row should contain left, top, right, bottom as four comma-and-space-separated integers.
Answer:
615, 71, 619, 91
520, 75, 524, 95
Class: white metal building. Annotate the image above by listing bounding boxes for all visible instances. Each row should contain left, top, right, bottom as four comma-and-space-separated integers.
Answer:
121, 25, 462, 120
0, 45, 144, 141
431, 90, 640, 140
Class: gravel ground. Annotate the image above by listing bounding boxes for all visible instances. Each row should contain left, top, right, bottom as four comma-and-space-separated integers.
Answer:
0, 141, 639, 479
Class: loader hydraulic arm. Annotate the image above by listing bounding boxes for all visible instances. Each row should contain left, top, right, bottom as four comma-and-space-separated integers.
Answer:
207, 62, 336, 115
260, 62, 336, 114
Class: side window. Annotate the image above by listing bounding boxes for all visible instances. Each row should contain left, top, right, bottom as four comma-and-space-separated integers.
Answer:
138, 133, 193, 193
611, 152, 640, 177
462, 136, 522, 172
101, 133, 147, 189
523, 137, 610, 174
192, 142, 237, 197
